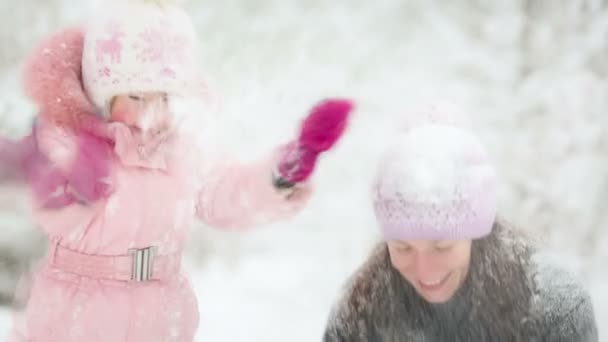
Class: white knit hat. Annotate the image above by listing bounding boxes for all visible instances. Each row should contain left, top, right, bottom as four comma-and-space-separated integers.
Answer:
373, 104, 498, 240
82, 0, 206, 114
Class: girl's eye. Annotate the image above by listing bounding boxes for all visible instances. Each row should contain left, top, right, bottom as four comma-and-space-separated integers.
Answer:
162, 94, 169, 102
129, 95, 142, 101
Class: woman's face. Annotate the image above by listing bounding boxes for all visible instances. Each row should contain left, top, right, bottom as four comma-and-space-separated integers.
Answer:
110, 92, 171, 139
387, 239, 472, 303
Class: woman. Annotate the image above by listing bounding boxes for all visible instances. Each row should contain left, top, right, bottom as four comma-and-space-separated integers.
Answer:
323, 116, 598, 341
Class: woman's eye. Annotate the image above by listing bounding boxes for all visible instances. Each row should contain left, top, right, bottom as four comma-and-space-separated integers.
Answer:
129, 95, 142, 101
435, 244, 452, 252
396, 245, 411, 253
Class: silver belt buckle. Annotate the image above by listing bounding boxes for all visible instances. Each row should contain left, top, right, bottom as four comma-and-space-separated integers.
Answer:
128, 246, 158, 282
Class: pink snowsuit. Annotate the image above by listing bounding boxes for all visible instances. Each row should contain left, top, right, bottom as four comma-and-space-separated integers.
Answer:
9, 28, 311, 342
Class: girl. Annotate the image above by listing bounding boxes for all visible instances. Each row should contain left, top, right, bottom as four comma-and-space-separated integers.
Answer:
322, 107, 597, 341
6, 1, 353, 341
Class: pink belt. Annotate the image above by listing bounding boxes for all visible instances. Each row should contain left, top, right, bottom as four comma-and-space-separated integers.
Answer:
47, 241, 182, 282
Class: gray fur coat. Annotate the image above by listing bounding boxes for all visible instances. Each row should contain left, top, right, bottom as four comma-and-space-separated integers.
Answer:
323, 222, 598, 341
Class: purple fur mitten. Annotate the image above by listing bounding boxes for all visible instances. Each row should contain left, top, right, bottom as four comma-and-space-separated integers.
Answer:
275, 98, 353, 187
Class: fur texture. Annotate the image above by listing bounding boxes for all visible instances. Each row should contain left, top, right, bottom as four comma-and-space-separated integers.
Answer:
299, 99, 352, 153
23, 27, 105, 133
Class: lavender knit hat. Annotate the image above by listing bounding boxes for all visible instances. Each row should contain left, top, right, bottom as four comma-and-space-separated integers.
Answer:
372, 106, 498, 241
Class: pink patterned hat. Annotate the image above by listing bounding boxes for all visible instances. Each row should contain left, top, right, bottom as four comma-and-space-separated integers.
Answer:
372, 116, 498, 241
82, 1, 207, 114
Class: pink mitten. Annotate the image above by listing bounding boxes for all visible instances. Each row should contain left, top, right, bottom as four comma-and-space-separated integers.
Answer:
24, 126, 114, 208
276, 98, 353, 187
23, 147, 75, 209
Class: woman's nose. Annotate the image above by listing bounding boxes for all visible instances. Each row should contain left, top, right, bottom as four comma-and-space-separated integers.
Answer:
413, 253, 439, 279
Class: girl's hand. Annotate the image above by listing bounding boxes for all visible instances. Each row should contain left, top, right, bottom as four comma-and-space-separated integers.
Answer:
275, 98, 353, 187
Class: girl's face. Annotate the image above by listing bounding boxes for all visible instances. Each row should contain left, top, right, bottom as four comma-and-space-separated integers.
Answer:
387, 239, 472, 303
110, 92, 171, 138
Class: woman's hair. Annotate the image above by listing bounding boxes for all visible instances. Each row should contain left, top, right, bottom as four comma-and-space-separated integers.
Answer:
468, 218, 538, 317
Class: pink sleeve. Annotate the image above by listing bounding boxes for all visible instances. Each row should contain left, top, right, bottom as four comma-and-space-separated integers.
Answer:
195, 152, 312, 229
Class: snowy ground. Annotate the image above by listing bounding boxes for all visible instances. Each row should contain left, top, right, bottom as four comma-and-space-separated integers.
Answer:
0, 0, 607, 341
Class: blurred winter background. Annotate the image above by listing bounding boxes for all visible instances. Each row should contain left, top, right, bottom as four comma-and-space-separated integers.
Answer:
0, 0, 606, 340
